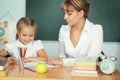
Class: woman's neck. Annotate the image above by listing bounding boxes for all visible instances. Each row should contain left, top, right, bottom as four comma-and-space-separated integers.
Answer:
71, 18, 86, 31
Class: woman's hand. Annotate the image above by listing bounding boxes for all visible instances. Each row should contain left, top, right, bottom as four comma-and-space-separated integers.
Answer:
47, 57, 63, 66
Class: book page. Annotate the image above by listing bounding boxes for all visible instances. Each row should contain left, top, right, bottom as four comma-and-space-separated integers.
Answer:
24, 61, 59, 68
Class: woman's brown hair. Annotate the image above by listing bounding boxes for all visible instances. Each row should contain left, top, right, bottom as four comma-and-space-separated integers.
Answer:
61, 0, 90, 18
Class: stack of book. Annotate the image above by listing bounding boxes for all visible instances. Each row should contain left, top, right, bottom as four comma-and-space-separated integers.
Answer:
71, 57, 98, 77
0, 57, 8, 77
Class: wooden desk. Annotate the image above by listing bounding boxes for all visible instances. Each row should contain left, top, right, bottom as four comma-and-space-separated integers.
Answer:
0, 64, 120, 80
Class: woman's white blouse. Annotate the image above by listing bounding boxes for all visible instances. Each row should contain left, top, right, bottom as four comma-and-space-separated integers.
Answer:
5, 39, 44, 60
58, 19, 103, 64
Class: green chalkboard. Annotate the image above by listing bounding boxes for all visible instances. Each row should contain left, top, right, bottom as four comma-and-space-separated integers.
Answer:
26, 0, 120, 42
26, 0, 66, 40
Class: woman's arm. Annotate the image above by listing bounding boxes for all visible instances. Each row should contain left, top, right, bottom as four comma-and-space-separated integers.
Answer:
47, 57, 63, 66
58, 41, 66, 58
48, 57, 76, 66
87, 25, 103, 57
58, 26, 67, 58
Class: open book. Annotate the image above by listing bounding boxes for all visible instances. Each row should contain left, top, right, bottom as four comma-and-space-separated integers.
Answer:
0, 57, 8, 76
24, 61, 59, 72
0, 57, 8, 71
24, 61, 59, 68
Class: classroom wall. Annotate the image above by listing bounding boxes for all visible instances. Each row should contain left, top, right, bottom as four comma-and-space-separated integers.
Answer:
0, 0, 120, 71
0, 0, 26, 21
0, 0, 26, 43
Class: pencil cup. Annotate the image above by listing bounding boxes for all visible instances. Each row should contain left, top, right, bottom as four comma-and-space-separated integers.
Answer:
19, 57, 24, 70
18, 47, 24, 70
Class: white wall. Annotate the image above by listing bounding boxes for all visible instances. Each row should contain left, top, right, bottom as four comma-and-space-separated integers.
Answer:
0, 0, 26, 43
0, 0, 26, 21
102, 42, 120, 71
43, 41, 58, 58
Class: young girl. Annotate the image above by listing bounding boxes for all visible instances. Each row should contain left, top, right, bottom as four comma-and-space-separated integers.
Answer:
0, 17, 48, 64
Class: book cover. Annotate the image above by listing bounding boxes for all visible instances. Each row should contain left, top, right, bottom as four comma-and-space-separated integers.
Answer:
71, 68, 98, 77
76, 57, 98, 63
74, 57, 98, 71
75, 61, 97, 66
0, 68, 8, 77
0, 57, 8, 70
74, 65, 97, 71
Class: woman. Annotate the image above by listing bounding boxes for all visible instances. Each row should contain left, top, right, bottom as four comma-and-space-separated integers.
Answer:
48, 0, 103, 66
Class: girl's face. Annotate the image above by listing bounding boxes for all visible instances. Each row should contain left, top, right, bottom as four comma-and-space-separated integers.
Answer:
18, 26, 35, 45
63, 6, 83, 26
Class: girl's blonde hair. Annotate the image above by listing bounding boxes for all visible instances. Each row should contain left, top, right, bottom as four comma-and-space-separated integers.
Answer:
16, 17, 37, 39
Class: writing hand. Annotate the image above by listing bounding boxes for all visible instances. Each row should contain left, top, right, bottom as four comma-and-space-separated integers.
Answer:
47, 57, 63, 66
7, 57, 17, 65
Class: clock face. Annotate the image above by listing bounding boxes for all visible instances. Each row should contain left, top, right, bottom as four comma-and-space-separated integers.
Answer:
100, 59, 116, 74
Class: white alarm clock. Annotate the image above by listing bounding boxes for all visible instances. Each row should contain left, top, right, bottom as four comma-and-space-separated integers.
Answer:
100, 54, 117, 74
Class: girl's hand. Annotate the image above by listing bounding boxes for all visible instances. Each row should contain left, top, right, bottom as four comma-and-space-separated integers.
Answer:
7, 57, 17, 65
23, 57, 30, 63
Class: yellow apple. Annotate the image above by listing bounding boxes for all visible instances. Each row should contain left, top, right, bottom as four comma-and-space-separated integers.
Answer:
36, 63, 47, 73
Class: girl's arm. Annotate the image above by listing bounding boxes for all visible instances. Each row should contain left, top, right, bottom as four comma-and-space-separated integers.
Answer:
24, 49, 48, 63
37, 49, 48, 62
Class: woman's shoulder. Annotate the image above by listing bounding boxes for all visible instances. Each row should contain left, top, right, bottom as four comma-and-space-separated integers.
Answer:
90, 24, 103, 34
92, 24, 103, 32
87, 19, 103, 31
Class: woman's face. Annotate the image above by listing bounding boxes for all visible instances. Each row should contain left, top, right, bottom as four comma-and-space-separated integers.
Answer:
63, 6, 83, 26
18, 26, 35, 45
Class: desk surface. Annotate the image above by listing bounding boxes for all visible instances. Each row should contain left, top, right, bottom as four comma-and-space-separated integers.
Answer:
0, 64, 120, 80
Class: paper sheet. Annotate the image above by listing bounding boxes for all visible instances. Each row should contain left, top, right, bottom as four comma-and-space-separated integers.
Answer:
24, 61, 59, 68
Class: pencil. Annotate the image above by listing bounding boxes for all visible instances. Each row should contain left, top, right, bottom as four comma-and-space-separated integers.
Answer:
24, 67, 36, 72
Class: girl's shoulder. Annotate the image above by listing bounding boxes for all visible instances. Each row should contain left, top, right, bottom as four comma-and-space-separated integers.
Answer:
32, 40, 44, 49
5, 40, 18, 50
32, 40, 43, 45
5, 40, 17, 47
